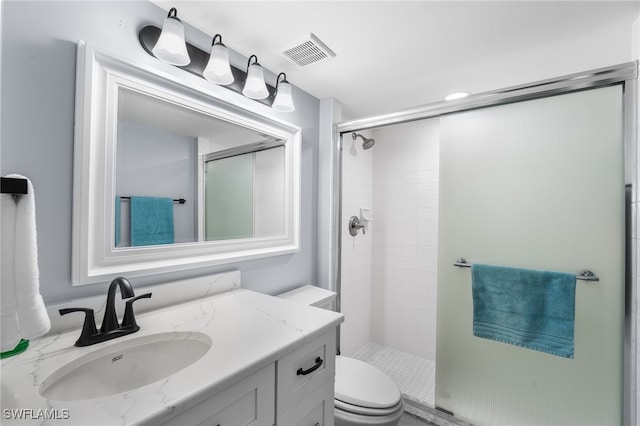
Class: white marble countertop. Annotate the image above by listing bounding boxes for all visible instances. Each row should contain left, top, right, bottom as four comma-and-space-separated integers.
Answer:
1, 288, 344, 425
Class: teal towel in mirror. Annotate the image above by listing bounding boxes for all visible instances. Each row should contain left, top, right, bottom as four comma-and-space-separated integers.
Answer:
471, 263, 576, 358
130, 196, 174, 246
114, 196, 121, 247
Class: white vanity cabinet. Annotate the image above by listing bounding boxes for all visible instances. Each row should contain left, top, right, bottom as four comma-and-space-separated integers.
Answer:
277, 380, 334, 426
277, 330, 336, 425
158, 329, 336, 426
159, 363, 276, 426
2, 288, 344, 426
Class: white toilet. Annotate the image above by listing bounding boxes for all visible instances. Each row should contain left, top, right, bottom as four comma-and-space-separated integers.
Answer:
279, 286, 404, 426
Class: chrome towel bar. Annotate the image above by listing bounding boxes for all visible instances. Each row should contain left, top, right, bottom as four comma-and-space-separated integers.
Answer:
453, 258, 599, 282
120, 196, 186, 205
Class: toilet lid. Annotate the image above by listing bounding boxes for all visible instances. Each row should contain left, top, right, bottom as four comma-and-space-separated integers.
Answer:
335, 356, 402, 410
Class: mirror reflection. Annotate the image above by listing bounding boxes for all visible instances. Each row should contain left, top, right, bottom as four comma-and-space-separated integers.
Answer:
115, 88, 286, 248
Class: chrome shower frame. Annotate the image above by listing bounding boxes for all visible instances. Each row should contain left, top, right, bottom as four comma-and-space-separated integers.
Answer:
331, 61, 638, 424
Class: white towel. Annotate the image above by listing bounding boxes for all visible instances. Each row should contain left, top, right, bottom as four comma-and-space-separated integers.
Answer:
1, 191, 21, 352
1, 175, 50, 352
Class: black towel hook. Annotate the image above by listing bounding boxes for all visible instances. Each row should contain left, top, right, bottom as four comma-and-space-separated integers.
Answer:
1, 177, 28, 195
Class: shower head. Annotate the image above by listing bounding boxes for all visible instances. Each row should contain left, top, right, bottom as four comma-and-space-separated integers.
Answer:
352, 132, 375, 150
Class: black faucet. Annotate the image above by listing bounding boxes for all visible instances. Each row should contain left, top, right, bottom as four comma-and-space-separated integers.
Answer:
59, 277, 152, 347
100, 277, 135, 333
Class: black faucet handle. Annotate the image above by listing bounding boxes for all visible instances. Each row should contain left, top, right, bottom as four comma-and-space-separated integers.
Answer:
59, 308, 98, 347
121, 293, 152, 330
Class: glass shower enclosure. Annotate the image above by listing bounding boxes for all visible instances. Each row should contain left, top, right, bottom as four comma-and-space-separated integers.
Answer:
335, 62, 636, 425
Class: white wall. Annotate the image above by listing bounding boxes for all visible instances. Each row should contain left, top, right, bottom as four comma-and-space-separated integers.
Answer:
254, 147, 285, 237
371, 119, 439, 361
0, 1, 320, 303
340, 130, 374, 356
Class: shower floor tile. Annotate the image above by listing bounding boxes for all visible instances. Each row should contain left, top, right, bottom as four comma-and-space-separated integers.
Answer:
352, 342, 435, 408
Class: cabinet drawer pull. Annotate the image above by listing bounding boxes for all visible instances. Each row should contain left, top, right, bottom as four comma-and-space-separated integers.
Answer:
296, 357, 323, 376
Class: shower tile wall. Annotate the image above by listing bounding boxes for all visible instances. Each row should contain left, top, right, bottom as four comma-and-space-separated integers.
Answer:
340, 130, 374, 356
371, 119, 440, 361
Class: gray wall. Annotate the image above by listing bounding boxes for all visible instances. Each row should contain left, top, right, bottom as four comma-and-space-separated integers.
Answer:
116, 120, 198, 246
0, 1, 319, 304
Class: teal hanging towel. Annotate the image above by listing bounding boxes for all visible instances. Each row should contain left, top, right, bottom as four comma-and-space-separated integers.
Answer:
114, 196, 121, 247
471, 263, 576, 359
130, 196, 175, 246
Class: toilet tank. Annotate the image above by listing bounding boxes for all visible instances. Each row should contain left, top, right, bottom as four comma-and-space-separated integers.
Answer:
278, 285, 336, 310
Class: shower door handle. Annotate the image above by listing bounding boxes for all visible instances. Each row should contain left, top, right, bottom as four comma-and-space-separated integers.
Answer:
349, 216, 365, 236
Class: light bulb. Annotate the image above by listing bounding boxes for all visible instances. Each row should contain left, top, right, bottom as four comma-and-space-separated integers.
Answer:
242, 57, 269, 100
203, 35, 234, 85
273, 76, 295, 112
152, 8, 190, 66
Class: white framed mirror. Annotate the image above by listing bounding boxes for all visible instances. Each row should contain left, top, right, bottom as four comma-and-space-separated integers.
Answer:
72, 42, 301, 285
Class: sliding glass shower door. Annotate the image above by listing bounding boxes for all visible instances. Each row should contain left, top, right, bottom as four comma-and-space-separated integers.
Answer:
436, 86, 624, 425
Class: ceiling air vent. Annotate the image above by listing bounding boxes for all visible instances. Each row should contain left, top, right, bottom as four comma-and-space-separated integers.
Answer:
280, 33, 336, 67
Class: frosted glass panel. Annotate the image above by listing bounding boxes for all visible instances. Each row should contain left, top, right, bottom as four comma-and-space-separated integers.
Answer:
205, 154, 254, 240
436, 86, 624, 425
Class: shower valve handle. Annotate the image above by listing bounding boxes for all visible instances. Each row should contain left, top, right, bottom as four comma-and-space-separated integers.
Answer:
349, 216, 366, 236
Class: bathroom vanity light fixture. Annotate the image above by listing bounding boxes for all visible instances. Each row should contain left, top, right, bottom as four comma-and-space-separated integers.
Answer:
242, 55, 269, 100
139, 8, 296, 111
151, 8, 190, 66
202, 34, 234, 85
445, 91, 471, 101
272, 73, 295, 112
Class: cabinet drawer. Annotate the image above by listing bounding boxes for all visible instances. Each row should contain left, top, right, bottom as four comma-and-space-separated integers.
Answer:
277, 379, 334, 426
277, 329, 336, 417
161, 363, 275, 426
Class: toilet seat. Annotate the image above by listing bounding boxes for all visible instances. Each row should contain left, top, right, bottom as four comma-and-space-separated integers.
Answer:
335, 398, 404, 417
334, 356, 403, 416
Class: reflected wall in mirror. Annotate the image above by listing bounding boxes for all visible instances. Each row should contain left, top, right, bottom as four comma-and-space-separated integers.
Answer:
115, 88, 286, 247
72, 42, 301, 285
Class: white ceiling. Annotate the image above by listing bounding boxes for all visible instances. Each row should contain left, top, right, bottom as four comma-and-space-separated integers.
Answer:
119, 86, 273, 148
150, 1, 639, 119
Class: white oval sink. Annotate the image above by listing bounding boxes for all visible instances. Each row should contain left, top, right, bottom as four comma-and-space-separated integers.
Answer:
39, 332, 211, 401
